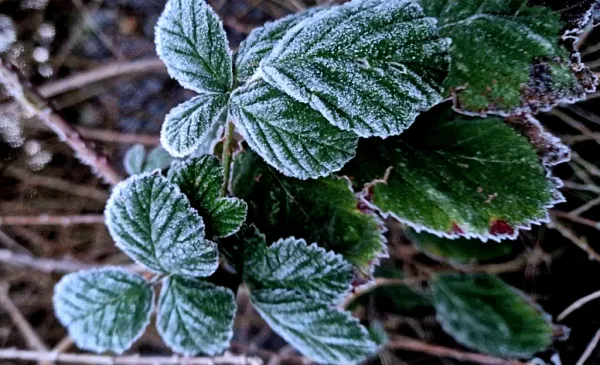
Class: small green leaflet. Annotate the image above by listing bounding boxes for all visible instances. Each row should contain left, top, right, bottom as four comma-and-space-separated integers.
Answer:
155, 0, 232, 94
232, 150, 385, 271
342, 105, 562, 241
168, 156, 247, 238
161, 94, 228, 158
251, 289, 377, 364
407, 230, 513, 264
124, 144, 174, 176
234, 8, 323, 83
104, 174, 219, 277
432, 273, 554, 358
157, 276, 236, 355
418, 0, 597, 115
53, 268, 154, 354
229, 80, 358, 179
260, 0, 450, 138
244, 236, 354, 303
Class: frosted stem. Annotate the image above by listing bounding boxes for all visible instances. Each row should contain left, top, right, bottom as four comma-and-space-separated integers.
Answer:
220, 121, 235, 197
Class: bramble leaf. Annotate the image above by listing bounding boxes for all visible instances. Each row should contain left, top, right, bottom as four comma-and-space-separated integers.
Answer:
343, 105, 562, 241
168, 156, 247, 238
229, 80, 358, 179
157, 276, 236, 355
124, 144, 174, 176
407, 230, 514, 264
53, 268, 154, 354
260, 0, 450, 138
104, 174, 218, 277
244, 237, 353, 303
155, 0, 232, 93
418, 0, 597, 115
251, 289, 377, 364
234, 8, 323, 83
232, 150, 385, 271
161, 94, 228, 158
432, 273, 553, 358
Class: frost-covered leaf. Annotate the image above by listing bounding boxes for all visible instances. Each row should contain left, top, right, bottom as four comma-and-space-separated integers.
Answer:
244, 237, 353, 303
168, 156, 247, 238
232, 150, 385, 272
155, 0, 232, 93
260, 0, 449, 138
53, 268, 154, 354
234, 8, 323, 83
229, 80, 358, 179
124, 144, 174, 176
161, 94, 228, 158
251, 289, 377, 364
342, 105, 562, 241
104, 174, 219, 276
432, 273, 553, 358
418, 0, 597, 115
407, 230, 514, 264
157, 276, 235, 355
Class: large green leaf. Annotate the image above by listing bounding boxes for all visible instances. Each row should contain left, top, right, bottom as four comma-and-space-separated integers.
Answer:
105, 174, 219, 277
155, 0, 232, 93
168, 156, 247, 238
53, 268, 154, 354
157, 276, 236, 355
229, 80, 358, 179
244, 236, 353, 303
342, 105, 562, 241
251, 289, 377, 364
232, 150, 385, 271
260, 0, 449, 138
432, 273, 553, 358
235, 8, 323, 84
418, 0, 596, 115
161, 94, 228, 158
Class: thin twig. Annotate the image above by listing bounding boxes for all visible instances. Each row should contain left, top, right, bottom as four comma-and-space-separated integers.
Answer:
0, 60, 123, 185
576, 328, 600, 365
0, 249, 143, 274
570, 196, 600, 216
77, 127, 160, 145
550, 219, 600, 262
387, 337, 527, 365
220, 121, 235, 197
552, 211, 600, 230
39, 336, 73, 365
558, 290, 600, 321
0, 348, 263, 365
0, 215, 105, 226
0, 283, 48, 351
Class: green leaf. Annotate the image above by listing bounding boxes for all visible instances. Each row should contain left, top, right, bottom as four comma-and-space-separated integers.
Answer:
234, 8, 323, 84
53, 268, 154, 354
407, 229, 514, 264
418, 0, 596, 115
229, 80, 358, 179
155, 0, 232, 93
104, 174, 219, 276
342, 105, 562, 241
244, 236, 353, 303
432, 273, 553, 358
157, 276, 236, 355
124, 144, 174, 176
367, 263, 431, 312
251, 289, 377, 364
232, 150, 385, 272
161, 94, 228, 158
260, 0, 450, 138
168, 156, 247, 238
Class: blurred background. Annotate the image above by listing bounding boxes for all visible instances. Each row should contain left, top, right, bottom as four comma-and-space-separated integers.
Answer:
1, 0, 600, 364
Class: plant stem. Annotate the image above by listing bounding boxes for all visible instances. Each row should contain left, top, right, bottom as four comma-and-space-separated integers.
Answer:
220, 121, 235, 197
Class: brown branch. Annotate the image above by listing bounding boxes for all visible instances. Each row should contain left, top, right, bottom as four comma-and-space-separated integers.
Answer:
576, 328, 600, 365
77, 127, 160, 146
550, 219, 600, 262
0, 348, 262, 365
387, 337, 527, 365
557, 289, 600, 321
0, 60, 122, 185
0, 215, 105, 226
39, 336, 73, 365
0, 283, 47, 351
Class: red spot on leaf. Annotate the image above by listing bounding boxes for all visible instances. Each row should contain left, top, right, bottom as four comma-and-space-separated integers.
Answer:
489, 220, 515, 236
450, 222, 464, 235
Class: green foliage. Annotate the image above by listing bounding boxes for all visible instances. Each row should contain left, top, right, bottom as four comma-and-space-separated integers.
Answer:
432, 273, 554, 358
53, 268, 154, 354
124, 144, 174, 175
